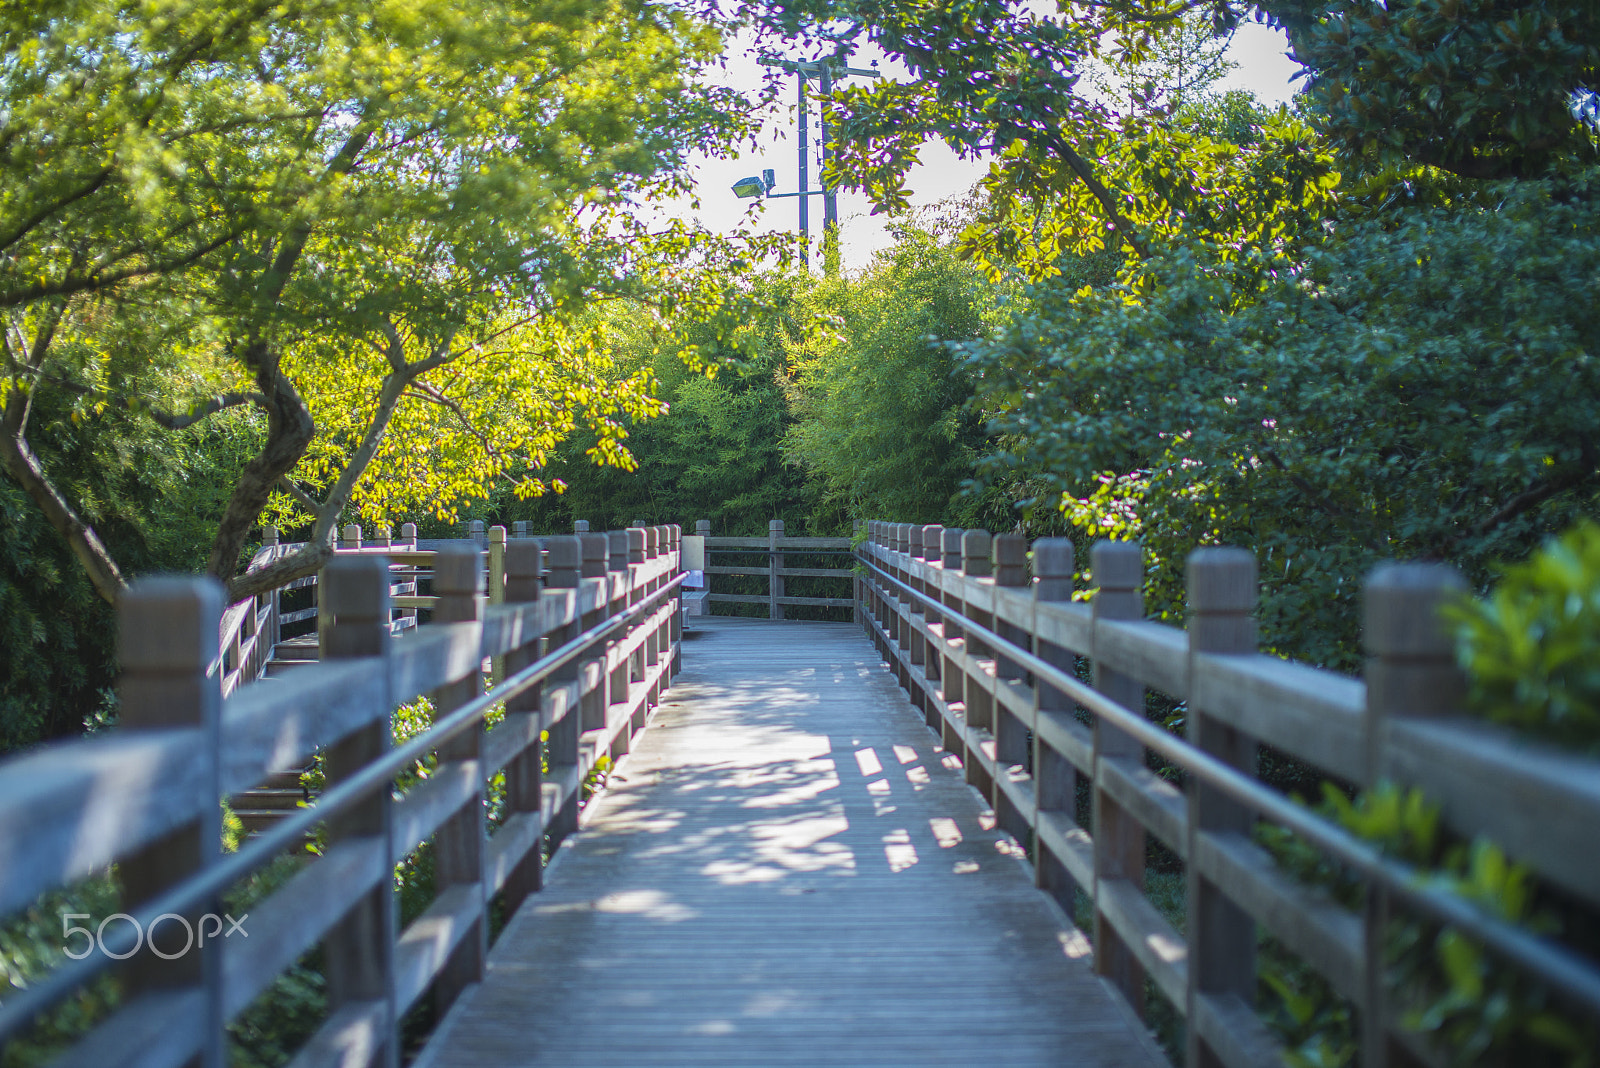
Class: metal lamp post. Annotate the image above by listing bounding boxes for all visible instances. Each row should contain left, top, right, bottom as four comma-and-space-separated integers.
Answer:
730, 55, 879, 268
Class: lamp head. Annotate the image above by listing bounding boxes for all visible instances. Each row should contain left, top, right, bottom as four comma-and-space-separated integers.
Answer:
731, 176, 766, 199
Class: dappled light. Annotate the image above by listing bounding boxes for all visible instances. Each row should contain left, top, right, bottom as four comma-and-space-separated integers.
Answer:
424, 617, 1147, 1065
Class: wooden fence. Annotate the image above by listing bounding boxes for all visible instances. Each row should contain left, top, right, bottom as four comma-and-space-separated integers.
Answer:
0, 524, 684, 1068
689, 519, 855, 620
857, 520, 1600, 1068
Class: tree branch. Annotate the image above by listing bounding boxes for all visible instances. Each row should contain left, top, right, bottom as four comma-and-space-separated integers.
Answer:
0, 226, 245, 308
1259, 447, 1371, 527
1471, 443, 1599, 539
275, 475, 325, 513
1072, 0, 1212, 23
205, 340, 317, 584
145, 391, 268, 429
1043, 132, 1153, 260
0, 389, 126, 603
20, 369, 267, 430
226, 539, 333, 603
408, 381, 505, 463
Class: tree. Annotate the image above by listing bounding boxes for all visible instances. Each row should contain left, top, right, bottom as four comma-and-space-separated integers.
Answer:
761, 0, 1598, 659
2, 0, 772, 603
1268, 0, 1599, 180
484, 278, 825, 535
963, 180, 1600, 665
783, 226, 997, 526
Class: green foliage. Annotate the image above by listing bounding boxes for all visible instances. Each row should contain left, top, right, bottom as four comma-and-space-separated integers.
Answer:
1269, 0, 1600, 180
1174, 89, 1272, 147
0, 393, 262, 753
1448, 522, 1600, 754
1258, 783, 1596, 1067
783, 228, 996, 527
965, 175, 1600, 668
222, 854, 326, 1068
3, 0, 788, 610
493, 280, 822, 535
0, 876, 121, 1068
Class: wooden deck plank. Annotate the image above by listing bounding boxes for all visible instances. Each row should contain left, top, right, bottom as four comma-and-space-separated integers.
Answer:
419, 618, 1165, 1068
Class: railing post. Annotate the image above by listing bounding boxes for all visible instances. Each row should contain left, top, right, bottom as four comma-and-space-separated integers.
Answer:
644, 527, 663, 709
905, 525, 929, 720
341, 523, 362, 551
581, 532, 610, 581
263, 525, 282, 648
1090, 538, 1146, 1015
1360, 562, 1467, 1068
117, 577, 227, 1068
894, 524, 916, 706
488, 525, 507, 685
625, 528, 648, 739
993, 532, 1031, 844
574, 519, 589, 534
488, 526, 507, 607
501, 537, 545, 912
1185, 547, 1260, 1067
851, 519, 864, 626
879, 523, 898, 677
469, 519, 486, 548
603, 529, 632, 754
545, 537, 583, 840
768, 519, 784, 620
376, 525, 393, 549
1033, 538, 1079, 913
920, 525, 944, 693
939, 528, 964, 699
959, 529, 993, 762
320, 556, 399, 1068
427, 544, 486, 1017
667, 525, 683, 677
607, 528, 628, 576
581, 533, 613, 737
513, 520, 529, 539
397, 524, 419, 628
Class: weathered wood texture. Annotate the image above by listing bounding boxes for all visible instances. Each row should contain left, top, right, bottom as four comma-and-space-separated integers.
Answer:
417, 617, 1164, 1068
856, 523, 1600, 1068
697, 524, 854, 620
0, 525, 684, 1068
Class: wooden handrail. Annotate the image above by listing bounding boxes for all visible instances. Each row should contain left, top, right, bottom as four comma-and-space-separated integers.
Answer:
0, 524, 685, 1068
690, 522, 856, 620
856, 520, 1600, 1068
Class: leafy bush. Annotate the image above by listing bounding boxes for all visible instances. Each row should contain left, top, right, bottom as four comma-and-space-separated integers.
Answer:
1258, 784, 1596, 1067
1448, 522, 1600, 754
966, 172, 1600, 671
0, 876, 121, 1068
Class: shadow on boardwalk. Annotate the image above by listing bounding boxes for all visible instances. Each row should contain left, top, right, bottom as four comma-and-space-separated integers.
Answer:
418, 618, 1166, 1068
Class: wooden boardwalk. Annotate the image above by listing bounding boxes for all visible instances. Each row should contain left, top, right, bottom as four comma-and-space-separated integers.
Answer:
419, 617, 1165, 1068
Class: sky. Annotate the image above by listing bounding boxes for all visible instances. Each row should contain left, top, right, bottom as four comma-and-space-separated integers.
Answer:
652, 22, 1306, 272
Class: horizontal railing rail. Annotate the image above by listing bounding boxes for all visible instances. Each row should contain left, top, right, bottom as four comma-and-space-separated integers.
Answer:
856, 520, 1600, 1068
0, 523, 685, 1068
690, 519, 855, 619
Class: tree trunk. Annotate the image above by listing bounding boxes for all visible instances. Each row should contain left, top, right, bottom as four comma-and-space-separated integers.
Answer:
0, 389, 127, 604
206, 341, 316, 588
227, 539, 332, 602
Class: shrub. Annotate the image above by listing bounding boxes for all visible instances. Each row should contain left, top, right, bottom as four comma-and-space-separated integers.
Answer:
1448, 522, 1600, 754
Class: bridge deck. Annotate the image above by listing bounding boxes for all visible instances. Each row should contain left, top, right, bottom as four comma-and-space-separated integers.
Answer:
419, 617, 1164, 1067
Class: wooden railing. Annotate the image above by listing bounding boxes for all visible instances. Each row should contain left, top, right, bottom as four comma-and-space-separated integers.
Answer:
688, 519, 855, 619
0, 524, 684, 1068
857, 520, 1600, 1068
